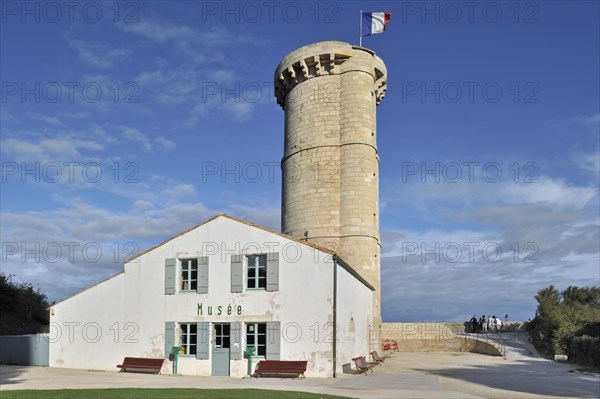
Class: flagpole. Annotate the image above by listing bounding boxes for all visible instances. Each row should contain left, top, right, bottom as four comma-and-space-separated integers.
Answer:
359, 10, 362, 47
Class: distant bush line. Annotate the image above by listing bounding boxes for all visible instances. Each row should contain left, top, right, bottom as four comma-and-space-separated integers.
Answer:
0, 273, 50, 335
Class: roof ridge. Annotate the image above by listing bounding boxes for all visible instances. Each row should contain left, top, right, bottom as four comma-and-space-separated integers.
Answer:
126, 212, 337, 262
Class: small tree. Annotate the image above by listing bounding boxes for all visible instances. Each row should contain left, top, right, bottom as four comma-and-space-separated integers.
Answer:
529, 284, 600, 366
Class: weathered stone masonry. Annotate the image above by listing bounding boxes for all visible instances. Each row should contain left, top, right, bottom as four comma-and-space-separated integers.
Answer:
275, 41, 387, 348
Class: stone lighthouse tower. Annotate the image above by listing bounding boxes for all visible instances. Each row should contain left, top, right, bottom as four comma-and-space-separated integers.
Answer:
275, 41, 387, 348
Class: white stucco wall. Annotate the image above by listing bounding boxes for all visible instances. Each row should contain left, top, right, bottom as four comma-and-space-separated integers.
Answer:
49, 273, 127, 370
335, 263, 373, 373
49, 215, 373, 377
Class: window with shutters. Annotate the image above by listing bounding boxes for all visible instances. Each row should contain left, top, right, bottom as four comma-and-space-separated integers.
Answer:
246, 254, 267, 289
180, 323, 197, 355
246, 323, 266, 357
180, 259, 198, 291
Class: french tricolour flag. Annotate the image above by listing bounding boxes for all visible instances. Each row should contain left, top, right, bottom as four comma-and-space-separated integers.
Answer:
362, 12, 392, 37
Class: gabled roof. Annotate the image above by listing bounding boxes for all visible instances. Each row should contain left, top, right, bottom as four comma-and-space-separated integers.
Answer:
51, 271, 124, 307
333, 255, 375, 291
126, 212, 337, 262
127, 213, 374, 290
52, 213, 374, 307
126, 212, 374, 291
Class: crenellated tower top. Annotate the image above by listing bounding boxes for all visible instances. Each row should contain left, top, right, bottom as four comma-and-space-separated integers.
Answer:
274, 41, 387, 109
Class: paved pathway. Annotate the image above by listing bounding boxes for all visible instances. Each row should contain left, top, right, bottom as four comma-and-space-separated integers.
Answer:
2, 335, 598, 398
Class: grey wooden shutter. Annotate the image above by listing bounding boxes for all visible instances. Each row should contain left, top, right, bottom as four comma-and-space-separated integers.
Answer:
165, 258, 176, 295
266, 321, 281, 360
231, 254, 243, 293
266, 252, 279, 292
196, 322, 210, 360
230, 322, 242, 360
164, 322, 175, 359
197, 256, 209, 294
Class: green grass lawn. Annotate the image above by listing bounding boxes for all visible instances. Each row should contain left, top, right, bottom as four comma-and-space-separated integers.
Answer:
0, 388, 352, 399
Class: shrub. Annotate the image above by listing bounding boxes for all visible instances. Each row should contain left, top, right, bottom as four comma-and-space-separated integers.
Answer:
528, 285, 600, 366
569, 335, 600, 367
0, 273, 50, 335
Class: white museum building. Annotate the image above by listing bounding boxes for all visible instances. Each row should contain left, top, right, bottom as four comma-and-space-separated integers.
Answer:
48, 214, 374, 377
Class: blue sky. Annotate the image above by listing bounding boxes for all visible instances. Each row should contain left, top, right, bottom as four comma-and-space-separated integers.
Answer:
1, 1, 598, 322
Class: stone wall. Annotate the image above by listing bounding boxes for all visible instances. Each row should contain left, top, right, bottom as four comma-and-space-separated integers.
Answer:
381, 322, 502, 356
382, 322, 458, 352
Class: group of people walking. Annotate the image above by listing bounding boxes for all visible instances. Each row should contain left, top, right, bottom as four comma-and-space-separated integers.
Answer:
469, 314, 505, 333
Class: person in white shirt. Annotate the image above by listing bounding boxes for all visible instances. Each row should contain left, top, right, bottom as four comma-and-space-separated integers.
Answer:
496, 317, 503, 333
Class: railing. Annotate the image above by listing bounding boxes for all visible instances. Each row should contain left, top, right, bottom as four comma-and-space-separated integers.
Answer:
491, 333, 507, 358
459, 332, 506, 358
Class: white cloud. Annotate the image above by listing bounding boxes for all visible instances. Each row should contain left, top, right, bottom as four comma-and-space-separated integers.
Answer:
191, 96, 255, 123
25, 112, 62, 126
226, 204, 280, 231
500, 177, 597, 210
382, 229, 497, 259
379, 166, 599, 321
207, 69, 236, 81
58, 111, 90, 119
0, 200, 286, 303
121, 127, 152, 152
117, 128, 176, 152
0, 134, 105, 162
0, 138, 46, 160
154, 136, 176, 150
132, 200, 154, 211
134, 67, 199, 105
117, 20, 232, 65
380, 254, 544, 322
229, 102, 253, 120
573, 151, 600, 175
117, 20, 196, 44
166, 184, 197, 197
1, 200, 218, 301
135, 69, 167, 86
68, 38, 130, 68
576, 113, 600, 125
123, 20, 269, 121
549, 112, 600, 131
134, 66, 253, 112
43, 137, 104, 154
380, 210, 599, 321
117, 20, 252, 50
383, 169, 598, 214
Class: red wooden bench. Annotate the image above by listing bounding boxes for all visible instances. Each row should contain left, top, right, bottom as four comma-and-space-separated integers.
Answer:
254, 360, 308, 379
117, 357, 164, 374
